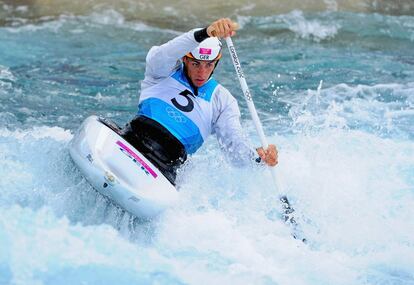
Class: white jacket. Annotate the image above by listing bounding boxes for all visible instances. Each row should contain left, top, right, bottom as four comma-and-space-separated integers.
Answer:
139, 30, 254, 165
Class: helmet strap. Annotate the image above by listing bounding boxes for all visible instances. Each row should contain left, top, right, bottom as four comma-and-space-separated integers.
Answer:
213, 59, 220, 71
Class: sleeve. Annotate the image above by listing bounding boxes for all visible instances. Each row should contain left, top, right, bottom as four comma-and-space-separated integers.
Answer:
212, 87, 258, 166
141, 29, 203, 90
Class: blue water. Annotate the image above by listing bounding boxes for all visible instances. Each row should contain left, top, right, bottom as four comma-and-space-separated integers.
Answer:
1, 3, 414, 285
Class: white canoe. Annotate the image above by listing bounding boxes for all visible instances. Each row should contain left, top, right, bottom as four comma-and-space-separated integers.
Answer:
69, 115, 178, 218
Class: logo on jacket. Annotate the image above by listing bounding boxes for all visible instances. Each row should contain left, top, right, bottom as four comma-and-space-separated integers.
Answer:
166, 107, 187, 123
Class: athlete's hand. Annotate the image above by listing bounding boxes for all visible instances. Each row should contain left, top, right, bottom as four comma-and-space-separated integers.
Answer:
207, 18, 238, 38
257, 144, 278, 166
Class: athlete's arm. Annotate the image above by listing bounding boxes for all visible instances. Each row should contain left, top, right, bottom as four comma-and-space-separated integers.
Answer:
142, 18, 238, 89
212, 88, 257, 165
212, 88, 278, 167
142, 27, 217, 90
142, 31, 198, 88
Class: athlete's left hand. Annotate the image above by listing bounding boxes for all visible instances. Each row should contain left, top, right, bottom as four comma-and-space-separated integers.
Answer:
257, 144, 278, 166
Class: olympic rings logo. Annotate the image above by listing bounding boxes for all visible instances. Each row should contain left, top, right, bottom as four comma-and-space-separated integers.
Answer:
166, 107, 187, 123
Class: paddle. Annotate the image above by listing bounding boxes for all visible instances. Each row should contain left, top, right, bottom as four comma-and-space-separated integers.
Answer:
225, 36, 305, 241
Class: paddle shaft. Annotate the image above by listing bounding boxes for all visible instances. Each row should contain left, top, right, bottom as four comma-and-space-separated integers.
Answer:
225, 37, 283, 194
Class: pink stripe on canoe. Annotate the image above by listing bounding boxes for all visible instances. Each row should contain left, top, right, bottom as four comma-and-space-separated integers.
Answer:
116, 140, 158, 178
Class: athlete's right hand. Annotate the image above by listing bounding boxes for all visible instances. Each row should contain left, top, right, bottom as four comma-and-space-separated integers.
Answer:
257, 144, 278, 167
207, 18, 238, 38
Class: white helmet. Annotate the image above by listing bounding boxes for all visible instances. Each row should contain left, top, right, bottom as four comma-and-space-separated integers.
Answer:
186, 37, 222, 61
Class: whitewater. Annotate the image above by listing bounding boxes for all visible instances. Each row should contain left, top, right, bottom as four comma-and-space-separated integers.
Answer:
0, 1, 413, 284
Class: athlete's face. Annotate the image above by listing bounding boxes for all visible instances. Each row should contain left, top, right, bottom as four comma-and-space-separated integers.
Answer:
183, 57, 217, 87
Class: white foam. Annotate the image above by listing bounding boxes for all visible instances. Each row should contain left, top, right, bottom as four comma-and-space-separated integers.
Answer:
0, 126, 73, 142
4, 9, 180, 35
283, 82, 414, 138
0, 65, 16, 93
324, 0, 338, 11
0, 119, 413, 284
282, 10, 339, 41
88, 9, 125, 26
0, 65, 16, 82
0, 205, 171, 285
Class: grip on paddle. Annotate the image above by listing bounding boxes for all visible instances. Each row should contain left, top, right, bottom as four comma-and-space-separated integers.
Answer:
209, 21, 239, 37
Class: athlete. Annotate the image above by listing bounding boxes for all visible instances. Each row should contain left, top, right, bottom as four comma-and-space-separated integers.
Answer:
123, 18, 278, 184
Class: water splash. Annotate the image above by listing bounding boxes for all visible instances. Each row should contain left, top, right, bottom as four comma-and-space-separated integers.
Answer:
281, 10, 339, 41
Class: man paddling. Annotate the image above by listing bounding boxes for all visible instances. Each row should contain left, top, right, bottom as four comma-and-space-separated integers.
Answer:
123, 18, 278, 184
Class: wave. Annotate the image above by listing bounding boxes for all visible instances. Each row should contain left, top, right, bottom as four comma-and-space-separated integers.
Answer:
1, 0, 414, 28
2, 6, 413, 48
280, 82, 414, 139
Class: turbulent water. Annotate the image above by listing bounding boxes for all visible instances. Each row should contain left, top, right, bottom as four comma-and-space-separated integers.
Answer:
1, 0, 414, 284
